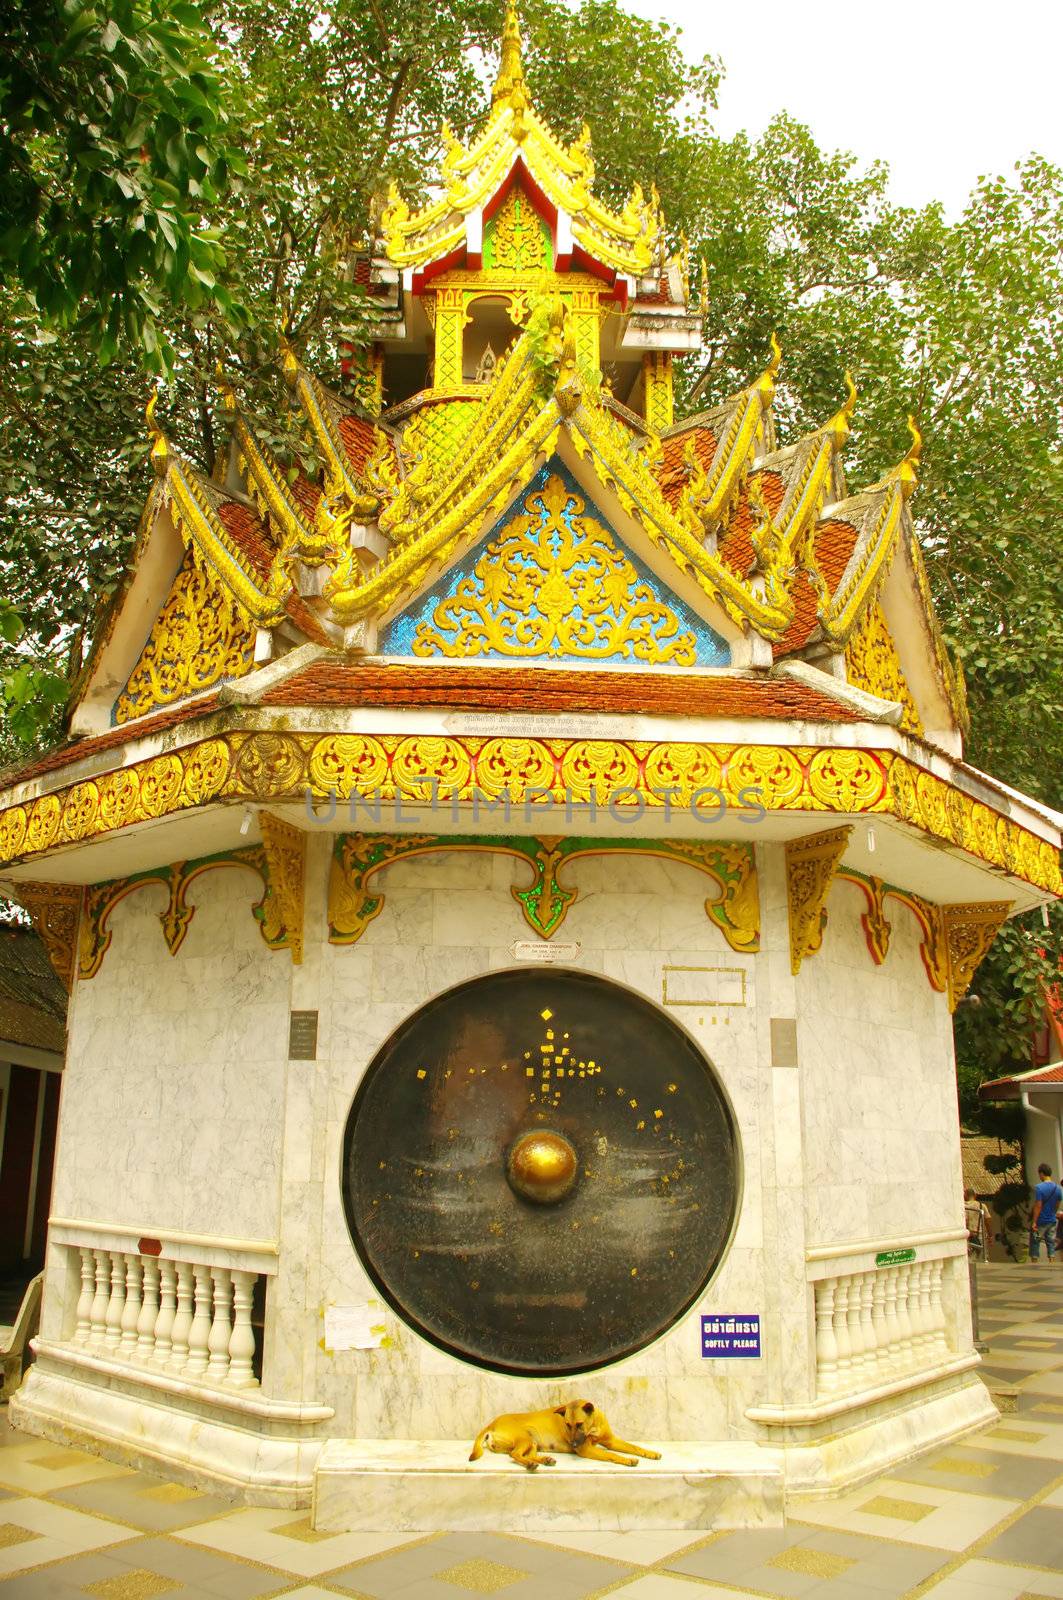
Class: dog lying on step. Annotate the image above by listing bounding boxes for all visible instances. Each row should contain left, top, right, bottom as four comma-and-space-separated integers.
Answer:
469, 1399, 662, 1471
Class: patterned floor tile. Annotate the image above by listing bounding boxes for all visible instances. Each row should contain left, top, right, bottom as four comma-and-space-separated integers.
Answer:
1023, 1374, 1063, 1398
896, 1447, 1063, 1500
176, 1508, 431, 1580
515, 1529, 708, 1565
611, 1578, 753, 1599
789, 1475, 1019, 1551
323, 1530, 631, 1600
967, 1422, 1063, 1463
0, 1441, 131, 1496
663, 1526, 948, 1598
979, 1505, 1063, 1570
49, 1472, 240, 1534
918, 1557, 1063, 1598
0, 1496, 139, 1580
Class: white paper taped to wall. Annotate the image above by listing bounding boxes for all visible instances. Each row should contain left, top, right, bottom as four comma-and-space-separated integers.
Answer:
324, 1302, 385, 1351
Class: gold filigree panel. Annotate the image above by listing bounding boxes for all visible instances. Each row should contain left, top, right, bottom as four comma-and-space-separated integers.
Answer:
409, 472, 699, 664
0, 735, 1058, 899
845, 602, 923, 735
484, 185, 550, 271
8, 880, 82, 991
115, 552, 255, 724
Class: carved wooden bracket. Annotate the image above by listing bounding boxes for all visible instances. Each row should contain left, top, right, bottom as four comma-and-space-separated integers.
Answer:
6, 879, 82, 991
259, 812, 307, 965
942, 901, 1013, 1012
785, 826, 852, 974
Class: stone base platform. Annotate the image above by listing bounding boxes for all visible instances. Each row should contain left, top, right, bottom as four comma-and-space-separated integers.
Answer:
312, 1439, 785, 1533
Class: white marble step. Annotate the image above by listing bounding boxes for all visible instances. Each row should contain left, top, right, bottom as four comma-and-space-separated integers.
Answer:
312, 1438, 784, 1532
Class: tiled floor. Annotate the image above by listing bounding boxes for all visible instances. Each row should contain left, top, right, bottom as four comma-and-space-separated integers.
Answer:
1, 1262, 1062, 1598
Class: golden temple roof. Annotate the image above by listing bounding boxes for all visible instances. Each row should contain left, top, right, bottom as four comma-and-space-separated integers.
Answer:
380, 4, 661, 281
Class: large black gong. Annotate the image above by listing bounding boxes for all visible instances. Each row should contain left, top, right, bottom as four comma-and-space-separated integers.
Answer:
341, 968, 739, 1375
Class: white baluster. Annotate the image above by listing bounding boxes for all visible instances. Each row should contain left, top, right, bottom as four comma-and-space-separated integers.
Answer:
206, 1268, 233, 1382
185, 1265, 212, 1378
228, 1271, 258, 1390
104, 1251, 126, 1350
859, 1275, 877, 1380
120, 1257, 143, 1359
893, 1266, 916, 1367
89, 1250, 110, 1346
930, 1259, 949, 1357
881, 1269, 902, 1366
170, 1262, 193, 1372
870, 1274, 889, 1376
846, 1273, 867, 1384
833, 1279, 853, 1388
913, 1263, 933, 1362
153, 1260, 177, 1365
136, 1259, 160, 1361
74, 1248, 95, 1343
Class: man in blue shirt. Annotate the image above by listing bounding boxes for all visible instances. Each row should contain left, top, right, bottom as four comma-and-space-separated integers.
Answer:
1031, 1164, 1063, 1261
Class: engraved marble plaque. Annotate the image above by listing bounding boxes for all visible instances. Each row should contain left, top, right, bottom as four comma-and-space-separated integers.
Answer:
341, 968, 739, 1376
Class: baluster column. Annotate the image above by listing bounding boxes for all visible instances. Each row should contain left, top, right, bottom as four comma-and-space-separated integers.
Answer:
815, 1278, 840, 1394
136, 1259, 160, 1361
228, 1271, 258, 1389
104, 1252, 126, 1350
119, 1258, 143, 1358
153, 1260, 177, 1366
89, 1250, 110, 1347
206, 1268, 233, 1382
74, 1249, 95, 1344
185, 1265, 212, 1378
170, 1262, 194, 1372
833, 1279, 853, 1389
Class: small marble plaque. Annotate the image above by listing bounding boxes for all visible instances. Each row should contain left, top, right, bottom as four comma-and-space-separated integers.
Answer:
511, 940, 582, 963
663, 966, 746, 1007
289, 1010, 318, 1060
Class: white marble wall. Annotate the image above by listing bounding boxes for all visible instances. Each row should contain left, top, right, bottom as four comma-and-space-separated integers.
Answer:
55, 866, 291, 1241
797, 878, 963, 1248
50, 837, 967, 1450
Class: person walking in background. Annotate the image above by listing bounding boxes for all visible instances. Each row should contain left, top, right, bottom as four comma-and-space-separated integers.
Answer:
965, 1188, 991, 1260
1030, 1164, 1063, 1261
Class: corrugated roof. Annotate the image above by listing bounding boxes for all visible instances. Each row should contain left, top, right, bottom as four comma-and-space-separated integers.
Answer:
0, 926, 66, 1053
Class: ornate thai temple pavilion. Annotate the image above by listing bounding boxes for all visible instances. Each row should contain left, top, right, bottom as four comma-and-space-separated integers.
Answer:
1, 6, 1060, 1529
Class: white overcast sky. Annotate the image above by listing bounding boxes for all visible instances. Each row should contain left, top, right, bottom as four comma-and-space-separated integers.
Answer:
622, 0, 1063, 215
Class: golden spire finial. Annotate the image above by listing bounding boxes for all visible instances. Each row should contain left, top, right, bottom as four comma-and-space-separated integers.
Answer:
825, 371, 857, 446
493, 3, 526, 106
897, 414, 922, 500
145, 389, 169, 477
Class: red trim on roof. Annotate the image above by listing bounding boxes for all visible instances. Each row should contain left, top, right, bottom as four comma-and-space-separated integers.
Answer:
259, 663, 859, 722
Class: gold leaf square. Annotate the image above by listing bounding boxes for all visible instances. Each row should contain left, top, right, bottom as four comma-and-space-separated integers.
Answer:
768, 1549, 856, 1579
859, 1494, 934, 1522
273, 1515, 341, 1543
0, 1523, 41, 1549
433, 1557, 529, 1592
84, 1572, 180, 1600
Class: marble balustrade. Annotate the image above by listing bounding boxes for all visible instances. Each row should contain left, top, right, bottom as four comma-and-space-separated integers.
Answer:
66, 1245, 262, 1391
813, 1258, 951, 1397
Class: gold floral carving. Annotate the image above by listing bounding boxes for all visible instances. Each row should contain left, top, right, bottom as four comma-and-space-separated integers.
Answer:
486, 185, 548, 271
115, 553, 255, 723
0, 735, 1058, 899
327, 831, 759, 953
642, 352, 674, 433
785, 826, 852, 974
8, 880, 83, 991
410, 472, 699, 664
942, 901, 1013, 1012
258, 812, 307, 965
78, 846, 289, 981
844, 602, 923, 735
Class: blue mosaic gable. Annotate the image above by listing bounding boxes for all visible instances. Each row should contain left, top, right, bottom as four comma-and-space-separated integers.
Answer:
382, 458, 731, 667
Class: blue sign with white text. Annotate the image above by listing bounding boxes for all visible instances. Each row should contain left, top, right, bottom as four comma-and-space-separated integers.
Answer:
701, 1314, 761, 1358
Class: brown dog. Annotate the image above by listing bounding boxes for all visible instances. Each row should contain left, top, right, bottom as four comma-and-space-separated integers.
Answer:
469, 1399, 661, 1471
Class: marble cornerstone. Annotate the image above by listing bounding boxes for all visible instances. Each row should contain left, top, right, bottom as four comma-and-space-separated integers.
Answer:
1, 6, 1060, 1531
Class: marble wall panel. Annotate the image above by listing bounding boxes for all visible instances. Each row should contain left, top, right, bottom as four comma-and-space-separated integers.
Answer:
57, 870, 290, 1241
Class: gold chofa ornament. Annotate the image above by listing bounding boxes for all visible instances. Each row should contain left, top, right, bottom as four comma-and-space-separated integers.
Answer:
411, 473, 699, 664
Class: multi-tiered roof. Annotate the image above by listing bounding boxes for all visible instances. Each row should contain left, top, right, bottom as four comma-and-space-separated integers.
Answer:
0, 6, 1058, 997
